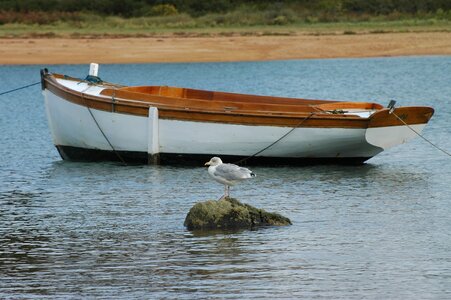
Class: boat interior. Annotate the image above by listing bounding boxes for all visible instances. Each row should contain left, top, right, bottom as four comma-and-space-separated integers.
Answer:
50, 73, 385, 117
100, 85, 384, 116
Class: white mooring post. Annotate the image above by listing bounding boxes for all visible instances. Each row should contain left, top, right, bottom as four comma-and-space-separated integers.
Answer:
147, 107, 160, 164
89, 63, 99, 76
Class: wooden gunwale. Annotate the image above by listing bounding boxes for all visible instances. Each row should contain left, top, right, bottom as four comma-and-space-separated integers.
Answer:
368, 106, 434, 128
120, 85, 338, 106
51, 73, 358, 115
100, 88, 385, 117
44, 73, 433, 128
45, 75, 370, 128
101, 88, 319, 115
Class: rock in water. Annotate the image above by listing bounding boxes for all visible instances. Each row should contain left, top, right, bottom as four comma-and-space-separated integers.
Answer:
184, 197, 291, 231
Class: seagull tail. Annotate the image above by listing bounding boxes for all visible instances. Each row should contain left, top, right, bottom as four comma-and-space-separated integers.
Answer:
250, 172, 256, 177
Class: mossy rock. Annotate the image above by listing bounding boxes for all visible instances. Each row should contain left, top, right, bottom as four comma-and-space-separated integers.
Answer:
184, 197, 291, 231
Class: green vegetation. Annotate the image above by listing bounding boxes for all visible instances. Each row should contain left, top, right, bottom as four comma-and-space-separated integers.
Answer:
184, 197, 291, 231
1, 0, 451, 37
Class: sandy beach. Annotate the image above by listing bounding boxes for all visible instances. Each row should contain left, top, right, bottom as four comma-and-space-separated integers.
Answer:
1, 32, 451, 64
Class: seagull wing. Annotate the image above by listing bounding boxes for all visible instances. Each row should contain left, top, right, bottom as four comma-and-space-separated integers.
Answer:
214, 163, 254, 181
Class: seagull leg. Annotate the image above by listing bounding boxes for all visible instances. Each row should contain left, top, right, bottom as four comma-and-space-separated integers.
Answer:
217, 185, 227, 201
226, 186, 230, 198
224, 185, 229, 199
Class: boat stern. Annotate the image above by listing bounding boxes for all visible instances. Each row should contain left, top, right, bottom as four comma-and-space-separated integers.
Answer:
365, 106, 434, 150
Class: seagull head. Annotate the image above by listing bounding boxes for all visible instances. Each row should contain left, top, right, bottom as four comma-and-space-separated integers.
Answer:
205, 157, 223, 166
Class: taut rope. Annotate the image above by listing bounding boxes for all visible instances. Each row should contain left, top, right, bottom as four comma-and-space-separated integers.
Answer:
392, 111, 451, 157
0, 82, 40, 96
233, 112, 315, 165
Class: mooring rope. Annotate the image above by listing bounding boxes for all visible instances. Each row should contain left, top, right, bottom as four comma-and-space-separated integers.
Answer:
80, 86, 128, 165
233, 112, 315, 165
392, 111, 451, 157
0, 82, 40, 96
0, 80, 126, 164
234, 109, 450, 165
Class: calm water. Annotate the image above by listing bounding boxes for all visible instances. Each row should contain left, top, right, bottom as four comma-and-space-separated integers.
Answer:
1, 57, 450, 299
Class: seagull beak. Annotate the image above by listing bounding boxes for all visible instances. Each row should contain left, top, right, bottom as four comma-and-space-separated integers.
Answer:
204, 161, 210, 166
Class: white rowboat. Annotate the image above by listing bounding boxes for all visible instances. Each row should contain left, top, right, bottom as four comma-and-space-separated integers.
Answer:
41, 65, 434, 165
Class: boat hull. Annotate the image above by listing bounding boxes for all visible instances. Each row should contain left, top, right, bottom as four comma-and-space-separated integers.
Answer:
55, 145, 371, 165
44, 87, 384, 165
42, 71, 433, 165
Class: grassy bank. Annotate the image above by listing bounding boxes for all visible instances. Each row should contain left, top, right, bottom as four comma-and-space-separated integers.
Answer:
1, 0, 451, 38
1, 16, 451, 38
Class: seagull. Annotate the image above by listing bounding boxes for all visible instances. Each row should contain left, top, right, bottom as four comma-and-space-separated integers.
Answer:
205, 157, 256, 199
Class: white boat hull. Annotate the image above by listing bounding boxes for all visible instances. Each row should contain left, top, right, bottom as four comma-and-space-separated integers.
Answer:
43, 86, 425, 165
40, 71, 433, 165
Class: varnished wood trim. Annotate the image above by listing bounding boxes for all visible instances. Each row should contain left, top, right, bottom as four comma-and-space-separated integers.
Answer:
101, 88, 324, 115
368, 107, 434, 128
316, 102, 384, 110
119, 85, 337, 106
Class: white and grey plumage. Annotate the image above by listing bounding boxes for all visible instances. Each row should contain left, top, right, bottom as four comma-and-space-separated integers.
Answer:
205, 157, 256, 199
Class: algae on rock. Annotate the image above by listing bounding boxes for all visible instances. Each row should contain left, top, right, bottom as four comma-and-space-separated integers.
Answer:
184, 197, 291, 231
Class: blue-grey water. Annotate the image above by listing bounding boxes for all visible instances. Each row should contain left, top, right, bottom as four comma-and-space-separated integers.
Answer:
1, 57, 450, 299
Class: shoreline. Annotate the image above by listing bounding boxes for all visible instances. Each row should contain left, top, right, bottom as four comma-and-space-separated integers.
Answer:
1, 32, 451, 65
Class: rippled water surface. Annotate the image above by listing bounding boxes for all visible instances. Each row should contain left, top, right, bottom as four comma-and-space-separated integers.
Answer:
1, 57, 450, 299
